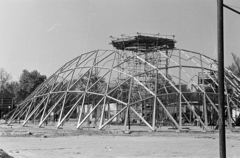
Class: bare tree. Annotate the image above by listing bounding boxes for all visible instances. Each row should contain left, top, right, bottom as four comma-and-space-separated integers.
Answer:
228, 53, 240, 77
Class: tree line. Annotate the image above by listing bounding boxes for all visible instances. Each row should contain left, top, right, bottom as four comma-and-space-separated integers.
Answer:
0, 68, 46, 104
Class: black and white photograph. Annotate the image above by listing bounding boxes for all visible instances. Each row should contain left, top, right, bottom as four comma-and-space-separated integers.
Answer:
0, 0, 240, 158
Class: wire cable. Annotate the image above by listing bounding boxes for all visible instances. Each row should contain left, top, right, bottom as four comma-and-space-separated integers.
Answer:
223, 4, 240, 15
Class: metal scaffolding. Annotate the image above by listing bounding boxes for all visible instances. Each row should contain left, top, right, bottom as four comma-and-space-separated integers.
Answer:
6, 33, 240, 132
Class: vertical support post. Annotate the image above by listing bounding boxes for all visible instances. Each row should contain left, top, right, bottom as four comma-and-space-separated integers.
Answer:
117, 51, 121, 123
125, 78, 133, 132
107, 102, 110, 128
82, 102, 86, 120
217, 0, 226, 157
166, 50, 169, 76
108, 103, 110, 120
124, 97, 128, 128
87, 102, 91, 127
116, 51, 120, 123
179, 50, 182, 130
116, 103, 119, 123
200, 54, 208, 127
152, 57, 158, 130
11, 98, 13, 110
128, 105, 130, 130
190, 110, 192, 123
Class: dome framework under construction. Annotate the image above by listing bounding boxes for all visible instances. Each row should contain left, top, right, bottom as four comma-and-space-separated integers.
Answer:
6, 33, 240, 132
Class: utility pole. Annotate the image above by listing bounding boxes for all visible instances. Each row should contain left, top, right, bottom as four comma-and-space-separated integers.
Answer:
217, 2, 240, 158
217, 0, 226, 158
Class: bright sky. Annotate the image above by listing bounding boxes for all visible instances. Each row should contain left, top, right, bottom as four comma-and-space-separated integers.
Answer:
0, 0, 239, 81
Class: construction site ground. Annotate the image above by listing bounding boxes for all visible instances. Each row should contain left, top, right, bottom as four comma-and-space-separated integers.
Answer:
0, 119, 240, 158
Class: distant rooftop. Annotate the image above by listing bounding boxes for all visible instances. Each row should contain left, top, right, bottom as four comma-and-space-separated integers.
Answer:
111, 33, 176, 52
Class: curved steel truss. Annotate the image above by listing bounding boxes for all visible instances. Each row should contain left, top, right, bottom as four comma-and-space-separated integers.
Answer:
7, 35, 240, 132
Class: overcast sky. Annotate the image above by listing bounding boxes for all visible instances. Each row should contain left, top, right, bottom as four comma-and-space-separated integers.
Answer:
0, 0, 240, 81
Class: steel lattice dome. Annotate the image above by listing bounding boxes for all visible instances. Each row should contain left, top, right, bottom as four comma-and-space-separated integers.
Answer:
7, 34, 240, 132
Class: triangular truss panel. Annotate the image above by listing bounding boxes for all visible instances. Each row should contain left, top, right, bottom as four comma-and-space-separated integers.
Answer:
8, 33, 240, 132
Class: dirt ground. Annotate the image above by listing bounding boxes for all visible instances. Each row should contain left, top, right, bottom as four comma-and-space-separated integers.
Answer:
1, 120, 240, 158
